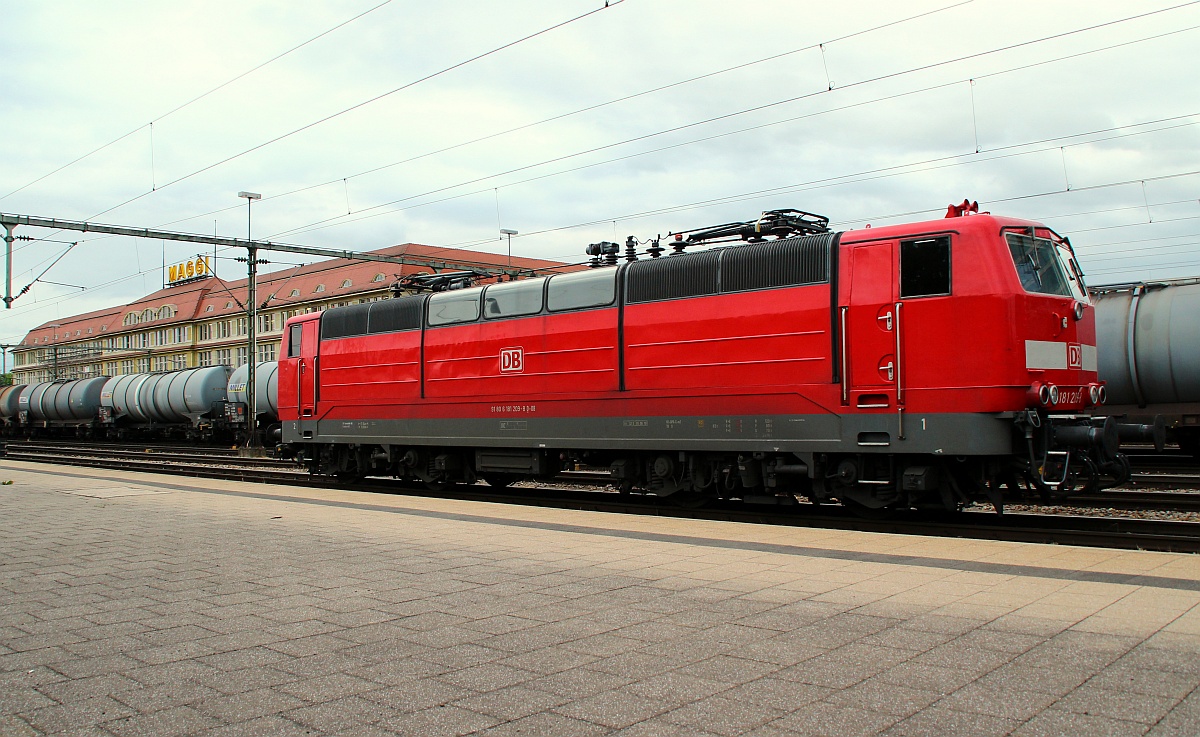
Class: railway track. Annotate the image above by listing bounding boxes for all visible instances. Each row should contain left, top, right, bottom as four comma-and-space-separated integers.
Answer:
4, 441, 1200, 553
0, 440, 303, 481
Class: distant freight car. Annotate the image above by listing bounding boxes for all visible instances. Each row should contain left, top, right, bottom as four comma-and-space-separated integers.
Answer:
0, 363, 280, 443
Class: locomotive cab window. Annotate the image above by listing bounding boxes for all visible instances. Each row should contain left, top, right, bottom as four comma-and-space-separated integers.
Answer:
287, 324, 302, 357
1005, 232, 1087, 300
484, 277, 545, 319
427, 288, 482, 326
547, 269, 616, 312
900, 236, 951, 298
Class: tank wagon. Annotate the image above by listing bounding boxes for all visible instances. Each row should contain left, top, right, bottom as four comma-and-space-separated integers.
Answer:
1093, 278, 1200, 456
0, 363, 280, 442
278, 204, 1150, 511
223, 362, 280, 440
99, 366, 232, 439
15, 377, 107, 431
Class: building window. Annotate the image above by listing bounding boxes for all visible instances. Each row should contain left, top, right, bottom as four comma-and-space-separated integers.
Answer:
153, 356, 168, 372
314, 284, 325, 293
257, 313, 275, 333
205, 305, 214, 312
373, 273, 386, 283
235, 347, 247, 366
198, 351, 212, 367
257, 343, 277, 362
340, 279, 352, 288
236, 317, 247, 336
216, 349, 231, 366
225, 301, 234, 309
290, 288, 300, 297
121, 360, 134, 374
137, 357, 150, 373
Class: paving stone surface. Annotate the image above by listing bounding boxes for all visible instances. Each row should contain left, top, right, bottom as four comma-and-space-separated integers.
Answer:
3, 460, 1200, 735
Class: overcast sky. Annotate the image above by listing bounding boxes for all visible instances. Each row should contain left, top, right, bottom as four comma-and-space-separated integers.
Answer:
0, 0, 1197, 349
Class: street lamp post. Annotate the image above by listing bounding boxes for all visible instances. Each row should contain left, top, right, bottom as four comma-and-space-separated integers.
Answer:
500, 229, 517, 271
238, 191, 262, 448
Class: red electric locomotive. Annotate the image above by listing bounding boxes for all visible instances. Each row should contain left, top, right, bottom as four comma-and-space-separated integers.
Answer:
278, 203, 1149, 512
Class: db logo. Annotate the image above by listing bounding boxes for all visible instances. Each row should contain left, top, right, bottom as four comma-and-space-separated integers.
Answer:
500, 347, 524, 373
1067, 343, 1082, 369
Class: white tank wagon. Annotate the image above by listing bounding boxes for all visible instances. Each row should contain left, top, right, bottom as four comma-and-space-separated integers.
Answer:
99, 366, 232, 437
1093, 278, 1200, 455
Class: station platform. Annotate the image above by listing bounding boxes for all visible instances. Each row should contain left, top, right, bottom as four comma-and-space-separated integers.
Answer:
1, 460, 1199, 737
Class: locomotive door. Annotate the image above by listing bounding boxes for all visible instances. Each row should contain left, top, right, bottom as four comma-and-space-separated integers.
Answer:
297, 319, 319, 417
844, 242, 899, 409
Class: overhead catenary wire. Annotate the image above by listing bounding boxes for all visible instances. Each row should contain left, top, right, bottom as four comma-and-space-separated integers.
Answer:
264, 14, 1200, 241
0, 0, 398, 203
198, 110, 1195, 269
292, 116, 1200, 255
82, 1, 627, 223
156, 0, 979, 230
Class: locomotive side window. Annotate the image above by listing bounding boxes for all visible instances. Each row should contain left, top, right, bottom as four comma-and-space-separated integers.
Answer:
899, 236, 951, 298
484, 277, 545, 319
427, 288, 482, 326
287, 324, 302, 357
547, 269, 617, 312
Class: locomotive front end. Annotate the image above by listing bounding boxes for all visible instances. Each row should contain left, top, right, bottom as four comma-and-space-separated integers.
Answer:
1002, 223, 1152, 496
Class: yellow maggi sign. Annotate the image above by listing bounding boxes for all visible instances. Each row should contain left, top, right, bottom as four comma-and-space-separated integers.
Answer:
168, 256, 212, 284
